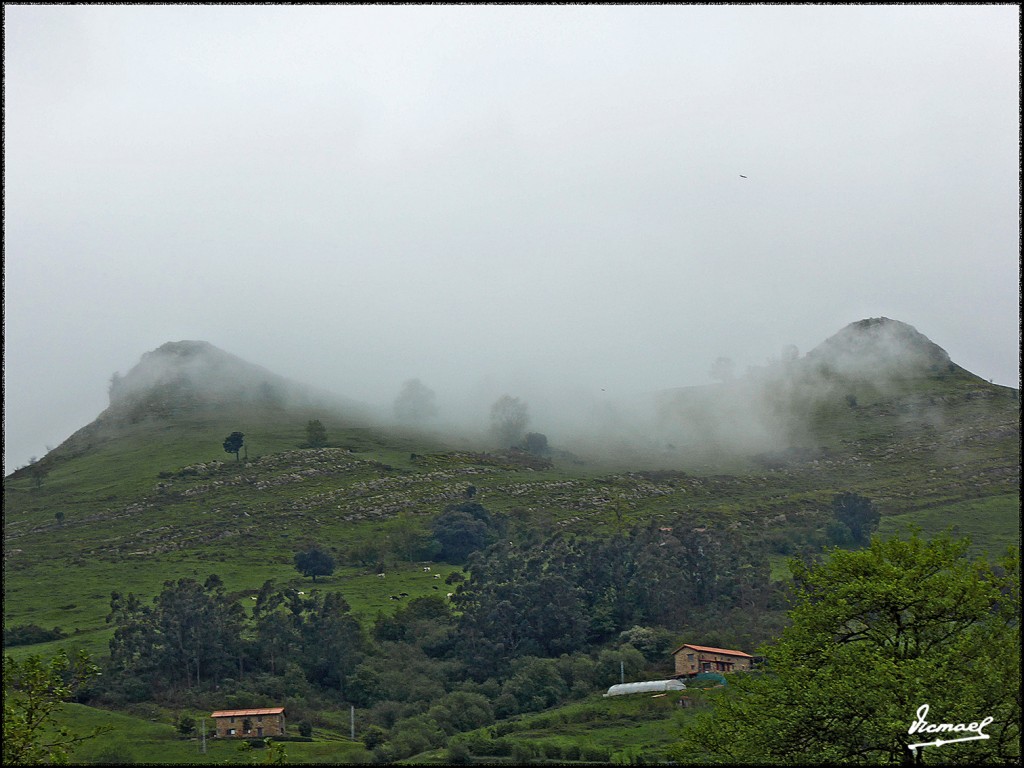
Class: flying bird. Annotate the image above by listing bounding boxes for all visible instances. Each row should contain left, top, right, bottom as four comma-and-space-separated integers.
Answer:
739, 174, 748, 178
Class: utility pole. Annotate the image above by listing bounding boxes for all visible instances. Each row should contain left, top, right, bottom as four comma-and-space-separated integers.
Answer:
350, 705, 355, 740
201, 718, 206, 754
620, 660, 625, 684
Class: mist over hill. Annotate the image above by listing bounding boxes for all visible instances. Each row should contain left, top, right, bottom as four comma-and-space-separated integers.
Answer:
34, 340, 372, 468
15, 317, 1017, 475
105, 340, 354, 417
548, 317, 1004, 463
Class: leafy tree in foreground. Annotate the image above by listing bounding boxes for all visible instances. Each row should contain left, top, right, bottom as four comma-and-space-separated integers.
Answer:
2, 650, 109, 764
294, 547, 336, 582
673, 533, 1020, 764
223, 431, 245, 461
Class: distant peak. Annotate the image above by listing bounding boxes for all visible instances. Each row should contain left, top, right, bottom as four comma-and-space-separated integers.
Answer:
807, 317, 953, 377
151, 340, 216, 356
107, 340, 293, 416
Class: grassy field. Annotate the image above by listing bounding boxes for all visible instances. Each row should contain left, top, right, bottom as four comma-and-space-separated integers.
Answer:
49, 702, 371, 764
408, 688, 710, 764
48, 688, 708, 765
878, 493, 1020, 558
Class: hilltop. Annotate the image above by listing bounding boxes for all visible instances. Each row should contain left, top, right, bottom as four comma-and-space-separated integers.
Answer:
806, 316, 961, 377
7, 340, 374, 483
649, 317, 1011, 461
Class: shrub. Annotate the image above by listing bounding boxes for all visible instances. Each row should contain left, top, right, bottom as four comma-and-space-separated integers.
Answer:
523, 432, 549, 454
83, 738, 136, 765
446, 740, 472, 764
460, 733, 493, 755
542, 741, 564, 759
482, 737, 513, 757
583, 745, 610, 761
176, 715, 196, 737
360, 725, 388, 750
370, 743, 395, 764
3, 624, 67, 647
511, 740, 538, 762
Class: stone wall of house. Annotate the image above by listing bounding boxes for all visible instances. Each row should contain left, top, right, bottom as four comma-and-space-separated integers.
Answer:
674, 649, 752, 676
214, 713, 286, 738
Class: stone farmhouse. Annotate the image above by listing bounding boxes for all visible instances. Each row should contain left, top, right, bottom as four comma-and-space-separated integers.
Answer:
671, 643, 753, 676
210, 707, 286, 739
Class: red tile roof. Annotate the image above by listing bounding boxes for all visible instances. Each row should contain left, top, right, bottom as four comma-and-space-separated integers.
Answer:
211, 708, 285, 718
672, 643, 753, 658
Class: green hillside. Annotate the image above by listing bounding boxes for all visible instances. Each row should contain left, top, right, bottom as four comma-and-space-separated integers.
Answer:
4, 320, 1019, 763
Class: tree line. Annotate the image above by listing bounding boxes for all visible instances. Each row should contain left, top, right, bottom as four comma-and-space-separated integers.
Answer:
12, 525, 1016, 764
82, 509, 785, 760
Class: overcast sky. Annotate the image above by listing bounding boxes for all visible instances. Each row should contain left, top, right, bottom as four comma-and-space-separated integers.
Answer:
3, 4, 1019, 471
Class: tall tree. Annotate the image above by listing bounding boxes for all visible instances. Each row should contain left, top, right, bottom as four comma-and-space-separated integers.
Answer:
251, 581, 302, 676
106, 576, 246, 693
294, 547, 336, 582
393, 378, 438, 423
305, 419, 328, 448
27, 457, 49, 488
830, 491, 880, 546
673, 533, 1021, 764
223, 432, 244, 461
296, 592, 365, 691
431, 502, 499, 564
489, 395, 529, 447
